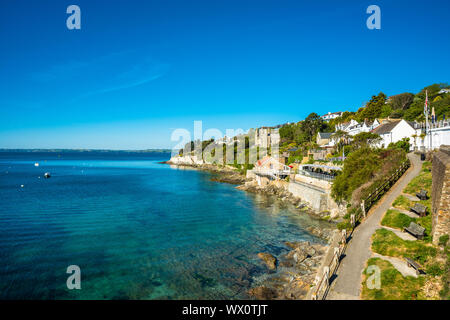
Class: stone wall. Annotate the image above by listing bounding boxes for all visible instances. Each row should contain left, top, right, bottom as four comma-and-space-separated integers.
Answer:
431, 145, 450, 245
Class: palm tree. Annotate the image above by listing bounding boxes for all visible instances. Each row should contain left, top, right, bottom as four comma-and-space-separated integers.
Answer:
331, 130, 350, 153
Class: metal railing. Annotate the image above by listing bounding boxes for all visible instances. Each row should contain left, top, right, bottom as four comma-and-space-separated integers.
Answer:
297, 170, 337, 181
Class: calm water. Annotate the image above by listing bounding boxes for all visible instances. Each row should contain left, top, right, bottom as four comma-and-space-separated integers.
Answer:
0, 152, 329, 299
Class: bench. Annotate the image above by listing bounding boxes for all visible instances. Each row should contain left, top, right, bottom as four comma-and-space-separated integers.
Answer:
405, 257, 424, 275
410, 203, 427, 217
416, 190, 428, 200
404, 222, 425, 240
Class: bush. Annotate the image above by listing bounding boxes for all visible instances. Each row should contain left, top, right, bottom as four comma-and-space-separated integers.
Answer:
337, 221, 352, 231
439, 235, 449, 247
426, 263, 444, 277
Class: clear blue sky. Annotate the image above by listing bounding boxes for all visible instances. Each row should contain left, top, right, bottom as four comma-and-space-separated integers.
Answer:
0, 0, 449, 149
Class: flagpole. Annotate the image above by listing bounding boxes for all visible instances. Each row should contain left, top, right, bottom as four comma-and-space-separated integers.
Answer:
424, 90, 431, 151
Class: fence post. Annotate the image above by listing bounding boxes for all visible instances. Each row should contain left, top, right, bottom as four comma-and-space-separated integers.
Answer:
350, 214, 356, 228
361, 200, 366, 218
323, 266, 330, 285
341, 229, 347, 244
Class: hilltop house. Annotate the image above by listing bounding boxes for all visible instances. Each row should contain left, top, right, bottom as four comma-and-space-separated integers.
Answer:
336, 119, 381, 136
321, 112, 343, 122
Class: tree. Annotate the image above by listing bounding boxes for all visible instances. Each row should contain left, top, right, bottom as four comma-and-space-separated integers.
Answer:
331, 130, 350, 153
390, 93, 414, 110
357, 92, 387, 121
302, 113, 324, 142
352, 132, 382, 149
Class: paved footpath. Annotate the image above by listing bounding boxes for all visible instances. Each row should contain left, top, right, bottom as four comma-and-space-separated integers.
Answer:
327, 153, 422, 300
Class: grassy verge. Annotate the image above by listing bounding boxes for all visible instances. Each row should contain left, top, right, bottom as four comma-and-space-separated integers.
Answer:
361, 258, 425, 300
403, 161, 432, 196
380, 210, 433, 242
381, 209, 415, 230
372, 228, 437, 264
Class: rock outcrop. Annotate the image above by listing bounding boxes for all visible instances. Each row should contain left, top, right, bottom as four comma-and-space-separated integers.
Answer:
257, 253, 277, 270
250, 241, 327, 300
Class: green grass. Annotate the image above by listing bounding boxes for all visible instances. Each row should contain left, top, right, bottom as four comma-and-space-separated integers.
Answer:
403, 161, 432, 196
372, 228, 437, 264
392, 195, 414, 210
381, 209, 415, 230
361, 258, 425, 300
380, 209, 433, 242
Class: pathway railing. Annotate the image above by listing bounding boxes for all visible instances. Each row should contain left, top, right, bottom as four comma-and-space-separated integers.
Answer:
297, 170, 336, 182
311, 229, 349, 300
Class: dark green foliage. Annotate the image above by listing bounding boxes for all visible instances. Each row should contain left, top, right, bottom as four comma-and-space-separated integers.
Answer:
439, 235, 449, 247
388, 137, 411, 153
331, 147, 381, 203
356, 92, 387, 122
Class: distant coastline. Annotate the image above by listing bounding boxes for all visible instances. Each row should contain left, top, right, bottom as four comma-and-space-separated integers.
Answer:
0, 148, 172, 153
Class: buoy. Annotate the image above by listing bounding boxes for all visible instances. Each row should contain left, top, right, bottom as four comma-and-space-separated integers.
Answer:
44, 172, 51, 179
21, 185, 24, 188
34, 163, 39, 167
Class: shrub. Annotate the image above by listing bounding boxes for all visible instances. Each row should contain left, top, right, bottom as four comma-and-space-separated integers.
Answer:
439, 235, 449, 247
426, 263, 444, 277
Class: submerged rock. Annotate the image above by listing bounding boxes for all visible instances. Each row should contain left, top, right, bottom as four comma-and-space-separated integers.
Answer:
248, 286, 278, 300
257, 252, 277, 270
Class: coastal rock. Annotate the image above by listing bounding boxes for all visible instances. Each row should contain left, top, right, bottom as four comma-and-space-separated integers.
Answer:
257, 252, 277, 270
248, 286, 278, 300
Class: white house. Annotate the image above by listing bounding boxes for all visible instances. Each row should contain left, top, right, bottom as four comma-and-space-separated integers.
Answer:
335, 119, 381, 136
421, 120, 450, 151
371, 119, 418, 150
321, 112, 343, 122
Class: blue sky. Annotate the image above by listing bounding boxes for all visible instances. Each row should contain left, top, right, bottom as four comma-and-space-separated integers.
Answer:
0, 0, 449, 149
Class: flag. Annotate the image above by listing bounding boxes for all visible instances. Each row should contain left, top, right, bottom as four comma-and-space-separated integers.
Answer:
424, 90, 428, 116
432, 107, 435, 124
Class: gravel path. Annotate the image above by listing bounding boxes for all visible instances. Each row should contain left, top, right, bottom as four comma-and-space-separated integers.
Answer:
327, 153, 422, 300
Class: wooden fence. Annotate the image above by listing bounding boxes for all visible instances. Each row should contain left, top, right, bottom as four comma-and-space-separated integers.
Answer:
310, 159, 411, 300
360, 159, 410, 218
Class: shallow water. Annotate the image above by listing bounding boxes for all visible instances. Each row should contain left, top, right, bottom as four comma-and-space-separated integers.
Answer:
0, 152, 330, 299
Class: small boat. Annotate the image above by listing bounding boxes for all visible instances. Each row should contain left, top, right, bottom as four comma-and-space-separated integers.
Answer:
44, 172, 51, 179
34, 163, 39, 167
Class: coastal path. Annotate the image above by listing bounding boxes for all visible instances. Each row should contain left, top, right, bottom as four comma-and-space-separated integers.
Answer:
327, 153, 422, 300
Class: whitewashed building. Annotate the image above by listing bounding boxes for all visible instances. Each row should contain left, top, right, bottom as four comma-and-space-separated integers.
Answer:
321, 112, 343, 122
420, 120, 450, 151
371, 119, 419, 150
335, 119, 381, 136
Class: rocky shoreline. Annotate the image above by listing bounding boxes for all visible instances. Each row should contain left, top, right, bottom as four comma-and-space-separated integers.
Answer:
162, 160, 249, 185
250, 240, 328, 300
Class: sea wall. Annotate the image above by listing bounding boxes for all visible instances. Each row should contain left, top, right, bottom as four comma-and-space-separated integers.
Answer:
431, 145, 450, 245
288, 181, 327, 213
288, 180, 344, 218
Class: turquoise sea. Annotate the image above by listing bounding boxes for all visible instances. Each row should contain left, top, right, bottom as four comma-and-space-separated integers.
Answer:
0, 152, 329, 299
